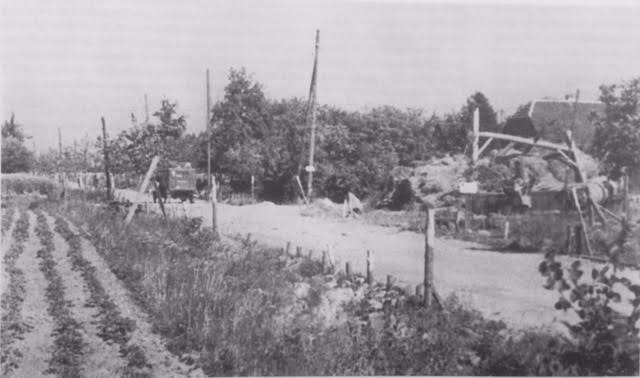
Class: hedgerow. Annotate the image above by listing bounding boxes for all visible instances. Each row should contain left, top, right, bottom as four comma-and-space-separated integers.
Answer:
1, 174, 59, 199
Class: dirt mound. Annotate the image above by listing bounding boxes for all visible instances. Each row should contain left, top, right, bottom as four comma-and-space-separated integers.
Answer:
300, 198, 344, 219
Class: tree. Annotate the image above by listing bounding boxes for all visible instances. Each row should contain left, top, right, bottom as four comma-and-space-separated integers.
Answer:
590, 77, 640, 177
1, 114, 34, 173
459, 92, 499, 133
108, 99, 188, 174
209, 68, 307, 201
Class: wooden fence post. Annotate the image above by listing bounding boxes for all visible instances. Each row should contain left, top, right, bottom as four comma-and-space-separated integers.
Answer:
211, 176, 219, 239
285, 241, 291, 256
386, 275, 393, 291
503, 221, 510, 240
296, 246, 302, 258
424, 208, 435, 308
345, 262, 352, 279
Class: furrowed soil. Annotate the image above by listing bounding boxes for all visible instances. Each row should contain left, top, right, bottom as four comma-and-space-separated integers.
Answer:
10, 211, 55, 378
1, 206, 204, 377
118, 190, 640, 332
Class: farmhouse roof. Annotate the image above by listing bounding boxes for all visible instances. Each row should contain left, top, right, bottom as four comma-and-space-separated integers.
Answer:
503, 99, 605, 149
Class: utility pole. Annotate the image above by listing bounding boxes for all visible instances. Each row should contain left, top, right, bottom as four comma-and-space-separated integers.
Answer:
101, 117, 112, 201
306, 29, 320, 200
144, 94, 150, 124
206, 69, 212, 183
58, 128, 63, 158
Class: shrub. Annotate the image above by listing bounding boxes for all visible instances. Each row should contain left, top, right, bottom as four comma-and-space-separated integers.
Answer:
1, 174, 59, 199
538, 218, 640, 375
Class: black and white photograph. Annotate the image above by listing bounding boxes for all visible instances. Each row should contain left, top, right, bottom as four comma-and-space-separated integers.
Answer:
1, 0, 639, 376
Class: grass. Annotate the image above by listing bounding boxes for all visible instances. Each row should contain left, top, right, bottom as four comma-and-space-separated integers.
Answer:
47, 194, 586, 376
0, 210, 30, 375
42, 190, 639, 376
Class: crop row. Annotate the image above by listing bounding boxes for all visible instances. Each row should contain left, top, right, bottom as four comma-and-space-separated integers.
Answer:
52, 215, 151, 376
0, 210, 31, 375
33, 210, 85, 376
1, 206, 15, 235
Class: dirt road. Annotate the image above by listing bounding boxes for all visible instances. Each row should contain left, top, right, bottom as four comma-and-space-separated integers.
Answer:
117, 191, 639, 331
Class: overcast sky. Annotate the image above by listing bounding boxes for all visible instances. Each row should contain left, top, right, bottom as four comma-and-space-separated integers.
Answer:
2, 0, 640, 152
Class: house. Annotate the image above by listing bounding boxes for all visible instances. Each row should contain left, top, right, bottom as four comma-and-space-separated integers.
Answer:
503, 100, 605, 150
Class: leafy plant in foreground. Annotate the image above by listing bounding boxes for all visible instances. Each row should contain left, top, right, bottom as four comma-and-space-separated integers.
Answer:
539, 218, 639, 375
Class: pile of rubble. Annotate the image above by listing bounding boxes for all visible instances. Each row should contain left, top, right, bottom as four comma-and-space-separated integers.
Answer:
380, 147, 601, 209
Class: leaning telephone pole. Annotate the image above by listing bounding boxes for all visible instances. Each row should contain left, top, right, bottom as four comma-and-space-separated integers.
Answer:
306, 29, 320, 200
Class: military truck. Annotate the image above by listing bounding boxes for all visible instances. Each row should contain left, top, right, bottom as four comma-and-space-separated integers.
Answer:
153, 163, 197, 203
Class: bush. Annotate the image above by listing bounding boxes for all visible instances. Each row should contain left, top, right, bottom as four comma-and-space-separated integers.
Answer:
1, 174, 59, 199
538, 219, 640, 375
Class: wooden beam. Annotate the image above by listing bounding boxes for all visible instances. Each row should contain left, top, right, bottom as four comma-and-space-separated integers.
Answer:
571, 187, 593, 256
596, 203, 623, 223
478, 131, 571, 152
125, 156, 160, 225
477, 137, 493, 158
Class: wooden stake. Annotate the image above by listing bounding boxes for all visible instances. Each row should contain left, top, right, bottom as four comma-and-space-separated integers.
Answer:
503, 221, 510, 240
386, 275, 393, 291
424, 208, 435, 308
125, 156, 160, 225
571, 188, 592, 256
465, 195, 472, 231
295, 175, 309, 205
345, 262, 351, 279
101, 117, 112, 201
251, 175, 255, 202
285, 241, 291, 256
296, 246, 302, 258
210, 175, 219, 239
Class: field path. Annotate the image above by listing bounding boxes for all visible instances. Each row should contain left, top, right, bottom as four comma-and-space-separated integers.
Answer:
64, 219, 205, 377
117, 190, 640, 331
10, 211, 55, 378
44, 213, 126, 377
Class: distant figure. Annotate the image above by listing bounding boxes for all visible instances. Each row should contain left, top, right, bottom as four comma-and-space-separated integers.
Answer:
152, 175, 168, 204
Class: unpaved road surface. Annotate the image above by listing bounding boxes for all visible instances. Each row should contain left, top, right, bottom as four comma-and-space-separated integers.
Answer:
119, 190, 640, 331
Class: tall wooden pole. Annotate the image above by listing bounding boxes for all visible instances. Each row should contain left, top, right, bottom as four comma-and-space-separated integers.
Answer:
101, 117, 112, 201
58, 128, 63, 158
306, 29, 319, 200
206, 69, 212, 186
144, 94, 150, 124
471, 108, 480, 165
